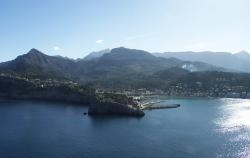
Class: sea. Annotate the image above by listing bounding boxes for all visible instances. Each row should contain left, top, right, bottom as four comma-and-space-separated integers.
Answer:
0, 97, 249, 158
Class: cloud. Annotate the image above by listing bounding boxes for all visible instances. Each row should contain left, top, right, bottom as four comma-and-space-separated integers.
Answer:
53, 46, 61, 51
96, 40, 104, 44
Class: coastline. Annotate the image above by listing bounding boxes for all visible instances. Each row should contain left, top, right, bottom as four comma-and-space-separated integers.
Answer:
1, 95, 249, 107
142, 95, 250, 100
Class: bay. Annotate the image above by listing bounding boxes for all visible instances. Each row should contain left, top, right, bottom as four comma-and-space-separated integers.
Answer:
0, 98, 249, 158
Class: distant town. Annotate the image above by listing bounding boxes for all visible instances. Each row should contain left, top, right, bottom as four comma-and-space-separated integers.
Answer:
1, 72, 249, 101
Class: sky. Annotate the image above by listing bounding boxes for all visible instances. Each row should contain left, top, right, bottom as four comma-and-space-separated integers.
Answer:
0, 0, 250, 62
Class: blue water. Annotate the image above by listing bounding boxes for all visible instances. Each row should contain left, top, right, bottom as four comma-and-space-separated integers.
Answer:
0, 98, 250, 158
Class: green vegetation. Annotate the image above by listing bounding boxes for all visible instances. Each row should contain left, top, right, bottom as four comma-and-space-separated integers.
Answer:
0, 74, 96, 104
96, 92, 136, 106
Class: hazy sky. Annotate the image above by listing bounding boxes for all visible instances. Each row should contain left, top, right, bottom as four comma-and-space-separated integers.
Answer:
0, 0, 249, 61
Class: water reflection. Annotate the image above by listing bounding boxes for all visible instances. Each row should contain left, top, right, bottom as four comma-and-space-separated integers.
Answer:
215, 99, 250, 158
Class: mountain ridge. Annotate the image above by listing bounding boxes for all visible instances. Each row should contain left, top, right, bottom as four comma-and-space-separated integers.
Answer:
0, 47, 233, 81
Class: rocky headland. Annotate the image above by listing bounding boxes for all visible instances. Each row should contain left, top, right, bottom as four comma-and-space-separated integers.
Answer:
0, 75, 144, 117
88, 101, 145, 117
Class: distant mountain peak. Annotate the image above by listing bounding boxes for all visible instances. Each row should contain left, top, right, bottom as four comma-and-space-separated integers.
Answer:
83, 47, 153, 61
13, 48, 51, 66
27, 48, 45, 55
111, 47, 147, 53
109, 47, 153, 57
99, 47, 155, 62
15, 48, 46, 59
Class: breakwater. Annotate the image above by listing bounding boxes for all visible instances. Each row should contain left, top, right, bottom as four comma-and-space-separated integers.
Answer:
140, 100, 180, 110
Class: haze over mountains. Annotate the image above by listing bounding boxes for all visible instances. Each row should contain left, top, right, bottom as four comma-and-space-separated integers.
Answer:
154, 51, 250, 73
83, 48, 250, 73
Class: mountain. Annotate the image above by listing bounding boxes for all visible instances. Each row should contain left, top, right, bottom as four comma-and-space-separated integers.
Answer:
153, 51, 250, 73
0, 48, 76, 79
77, 47, 227, 80
83, 49, 111, 61
0, 47, 228, 82
95, 47, 226, 73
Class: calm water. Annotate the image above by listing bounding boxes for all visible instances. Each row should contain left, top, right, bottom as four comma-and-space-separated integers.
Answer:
0, 98, 250, 158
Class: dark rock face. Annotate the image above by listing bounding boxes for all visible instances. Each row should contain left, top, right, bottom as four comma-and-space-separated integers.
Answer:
88, 101, 145, 117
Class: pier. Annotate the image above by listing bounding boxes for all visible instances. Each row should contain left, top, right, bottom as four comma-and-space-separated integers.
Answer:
140, 101, 180, 110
